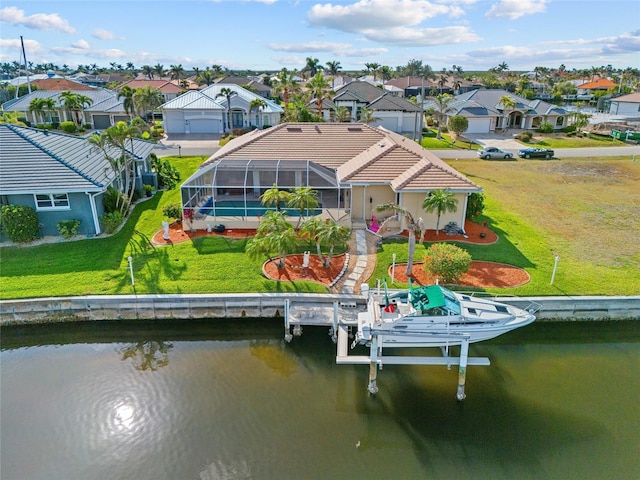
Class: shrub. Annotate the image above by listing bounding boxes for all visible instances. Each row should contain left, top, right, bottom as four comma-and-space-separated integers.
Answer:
0, 204, 40, 243
423, 243, 472, 284
100, 211, 124, 234
562, 125, 577, 133
57, 219, 81, 238
102, 186, 124, 214
151, 155, 181, 190
162, 203, 182, 222
60, 121, 77, 133
537, 122, 554, 134
466, 192, 485, 220
516, 131, 533, 142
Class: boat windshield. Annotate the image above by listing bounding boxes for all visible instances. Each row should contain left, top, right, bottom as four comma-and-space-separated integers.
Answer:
440, 287, 461, 315
409, 285, 461, 315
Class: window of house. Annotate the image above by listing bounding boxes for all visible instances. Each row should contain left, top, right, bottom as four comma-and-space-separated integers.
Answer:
556, 116, 564, 127
35, 193, 70, 210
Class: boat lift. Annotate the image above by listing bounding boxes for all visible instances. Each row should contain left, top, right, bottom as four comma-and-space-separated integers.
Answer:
284, 298, 490, 401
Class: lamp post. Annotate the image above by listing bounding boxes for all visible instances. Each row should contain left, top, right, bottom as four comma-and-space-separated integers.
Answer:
177, 145, 182, 158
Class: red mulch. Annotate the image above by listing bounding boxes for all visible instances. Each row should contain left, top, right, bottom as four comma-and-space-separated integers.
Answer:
152, 222, 256, 245
262, 253, 347, 285
391, 261, 530, 288
395, 219, 498, 244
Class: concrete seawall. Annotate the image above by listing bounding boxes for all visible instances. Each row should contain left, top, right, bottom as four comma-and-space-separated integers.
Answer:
1, 293, 639, 326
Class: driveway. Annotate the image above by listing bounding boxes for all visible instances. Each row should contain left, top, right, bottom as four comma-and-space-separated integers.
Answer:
464, 132, 524, 150
154, 134, 221, 158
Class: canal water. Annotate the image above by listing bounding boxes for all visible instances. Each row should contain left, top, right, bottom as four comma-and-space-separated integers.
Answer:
1, 319, 638, 480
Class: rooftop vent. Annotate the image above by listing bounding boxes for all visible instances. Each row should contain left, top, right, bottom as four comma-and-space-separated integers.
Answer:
347, 127, 362, 132
286, 127, 302, 132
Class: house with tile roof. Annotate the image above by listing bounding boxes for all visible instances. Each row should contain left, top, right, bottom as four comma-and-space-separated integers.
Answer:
180, 123, 481, 233
160, 84, 284, 134
214, 76, 272, 98
117, 79, 182, 103
425, 89, 568, 133
607, 92, 640, 116
312, 81, 423, 134
0, 124, 156, 238
1, 89, 130, 130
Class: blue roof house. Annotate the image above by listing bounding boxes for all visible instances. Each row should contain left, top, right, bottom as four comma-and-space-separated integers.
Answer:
0, 124, 156, 239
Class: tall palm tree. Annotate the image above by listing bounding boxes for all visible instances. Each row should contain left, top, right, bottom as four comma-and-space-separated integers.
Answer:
153, 63, 165, 78
375, 203, 424, 276
499, 94, 517, 131
28, 97, 55, 124
287, 186, 319, 228
133, 86, 163, 122
432, 93, 455, 140
169, 64, 185, 80
59, 91, 93, 127
272, 68, 300, 108
365, 62, 381, 81
197, 69, 216, 86
141, 65, 154, 80
248, 98, 267, 128
307, 72, 332, 120
302, 57, 322, 79
215, 87, 237, 133
378, 65, 393, 84
260, 184, 291, 212
117, 85, 136, 118
325, 60, 341, 88
422, 190, 458, 236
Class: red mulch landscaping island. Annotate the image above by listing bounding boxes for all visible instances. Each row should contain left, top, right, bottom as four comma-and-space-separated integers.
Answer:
390, 261, 530, 288
262, 253, 347, 285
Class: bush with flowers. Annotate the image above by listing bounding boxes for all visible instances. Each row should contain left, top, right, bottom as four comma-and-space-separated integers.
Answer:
423, 243, 471, 284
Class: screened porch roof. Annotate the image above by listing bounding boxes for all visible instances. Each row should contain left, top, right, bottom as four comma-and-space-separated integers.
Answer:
182, 158, 340, 189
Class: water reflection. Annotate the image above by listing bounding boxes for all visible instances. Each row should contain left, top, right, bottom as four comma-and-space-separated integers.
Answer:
249, 339, 297, 376
119, 341, 173, 371
199, 459, 252, 480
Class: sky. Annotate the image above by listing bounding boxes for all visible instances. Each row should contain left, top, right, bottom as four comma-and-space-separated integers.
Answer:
0, 0, 639, 74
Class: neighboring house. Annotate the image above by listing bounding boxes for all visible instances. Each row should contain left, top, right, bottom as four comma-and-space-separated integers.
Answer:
0, 124, 156, 238
161, 84, 283, 134
426, 89, 568, 133
71, 73, 128, 87
1, 89, 129, 129
214, 76, 272, 98
117, 79, 182, 103
607, 92, 640, 116
385, 77, 481, 99
575, 78, 617, 100
326, 81, 423, 133
30, 78, 94, 91
180, 123, 481, 233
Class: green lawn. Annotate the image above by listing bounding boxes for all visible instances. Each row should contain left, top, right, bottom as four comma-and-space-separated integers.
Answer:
370, 155, 640, 296
2, 154, 639, 299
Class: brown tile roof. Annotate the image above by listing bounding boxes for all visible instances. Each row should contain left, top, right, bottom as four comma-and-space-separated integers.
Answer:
30, 78, 94, 91
117, 79, 182, 93
201, 123, 480, 193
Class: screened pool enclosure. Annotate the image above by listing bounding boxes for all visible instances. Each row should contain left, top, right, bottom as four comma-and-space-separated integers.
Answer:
181, 159, 350, 225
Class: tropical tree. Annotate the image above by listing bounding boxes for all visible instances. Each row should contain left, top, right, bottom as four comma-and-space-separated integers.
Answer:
117, 85, 136, 118
432, 93, 455, 140
447, 115, 469, 141
375, 203, 424, 276
358, 107, 379, 125
197, 69, 216, 86
260, 183, 291, 212
169, 64, 185, 80
272, 68, 300, 108
252, 210, 297, 268
28, 97, 56, 124
325, 60, 341, 88
422, 190, 458, 236
307, 72, 332, 120
248, 98, 267, 128
378, 65, 393, 84
334, 106, 351, 122
287, 186, 319, 228
141, 65, 154, 79
133, 86, 163, 122
365, 62, 381, 81
0, 111, 27, 125
302, 57, 322, 79
153, 63, 165, 78
499, 94, 517, 131
215, 87, 237, 133
59, 91, 93, 127
315, 220, 350, 268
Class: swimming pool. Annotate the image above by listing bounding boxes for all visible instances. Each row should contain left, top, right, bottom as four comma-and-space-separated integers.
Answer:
198, 198, 322, 217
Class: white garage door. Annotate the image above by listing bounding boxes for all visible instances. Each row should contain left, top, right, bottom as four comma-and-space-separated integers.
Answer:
188, 118, 222, 134
466, 118, 492, 134
377, 117, 398, 131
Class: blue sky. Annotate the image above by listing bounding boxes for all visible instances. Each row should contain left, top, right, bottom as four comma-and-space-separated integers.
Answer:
1, 0, 639, 73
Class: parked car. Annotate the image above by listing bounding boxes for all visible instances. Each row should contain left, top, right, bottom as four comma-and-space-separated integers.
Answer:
477, 147, 513, 160
518, 147, 554, 159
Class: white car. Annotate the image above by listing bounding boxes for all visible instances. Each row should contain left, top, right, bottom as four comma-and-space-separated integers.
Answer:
477, 147, 513, 160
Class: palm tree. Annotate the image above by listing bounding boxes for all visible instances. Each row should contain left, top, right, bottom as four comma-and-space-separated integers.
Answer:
499, 94, 517, 131
437, 73, 449, 94
432, 94, 455, 140
248, 98, 267, 128
302, 57, 322, 79
334, 106, 350, 122
272, 68, 300, 108
307, 72, 332, 120
358, 107, 379, 125
133, 86, 163, 122
197, 69, 216, 86
253, 211, 297, 268
375, 203, 424, 276
325, 60, 341, 88
422, 190, 458, 236
59, 91, 93, 127
287, 186, 319, 228
153, 63, 165, 78
117, 85, 136, 118
28, 97, 56, 124
378, 65, 393, 84
141, 65, 154, 80
316, 220, 350, 268
169, 64, 185, 80
215, 87, 237, 133
260, 184, 291, 212
365, 62, 381, 81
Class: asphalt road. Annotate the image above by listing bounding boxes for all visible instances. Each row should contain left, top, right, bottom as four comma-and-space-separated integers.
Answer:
433, 144, 640, 159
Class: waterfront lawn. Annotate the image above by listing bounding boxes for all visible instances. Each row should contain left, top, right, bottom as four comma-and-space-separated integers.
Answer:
0, 156, 328, 299
524, 134, 626, 148
370, 155, 640, 295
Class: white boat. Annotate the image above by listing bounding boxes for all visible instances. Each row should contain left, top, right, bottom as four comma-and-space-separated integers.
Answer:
356, 283, 539, 348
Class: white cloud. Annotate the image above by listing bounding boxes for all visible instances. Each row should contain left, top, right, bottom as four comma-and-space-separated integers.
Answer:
364, 25, 481, 46
268, 41, 353, 53
0, 6, 75, 33
308, 0, 453, 32
93, 29, 124, 41
0, 38, 43, 57
485, 0, 548, 20
71, 39, 90, 50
